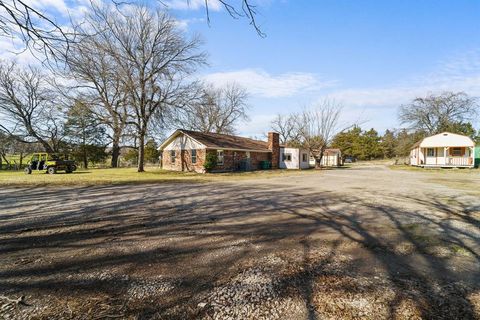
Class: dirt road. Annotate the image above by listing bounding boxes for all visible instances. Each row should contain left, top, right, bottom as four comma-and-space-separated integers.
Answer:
1, 165, 479, 319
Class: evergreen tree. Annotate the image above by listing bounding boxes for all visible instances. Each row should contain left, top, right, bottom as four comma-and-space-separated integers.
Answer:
64, 101, 107, 168
144, 139, 160, 164
361, 128, 382, 160
381, 129, 396, 158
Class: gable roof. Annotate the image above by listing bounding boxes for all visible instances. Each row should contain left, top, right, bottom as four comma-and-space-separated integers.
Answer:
159, 129, 271, 152
411, 132, 475, 149
324, 148, 341, 155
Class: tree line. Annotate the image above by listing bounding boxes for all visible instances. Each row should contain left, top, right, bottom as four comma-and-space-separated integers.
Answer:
0, 3, 249, 171
272, 91, 479, 163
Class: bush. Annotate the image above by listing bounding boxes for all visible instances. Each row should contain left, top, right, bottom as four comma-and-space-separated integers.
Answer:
204, 152, 217, 171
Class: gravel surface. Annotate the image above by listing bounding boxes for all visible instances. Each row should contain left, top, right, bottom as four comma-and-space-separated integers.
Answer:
0, 165, 479, 319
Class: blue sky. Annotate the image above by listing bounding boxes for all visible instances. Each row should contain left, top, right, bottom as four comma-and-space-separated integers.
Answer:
3, 0, 480, 137
172, 0, 480, 137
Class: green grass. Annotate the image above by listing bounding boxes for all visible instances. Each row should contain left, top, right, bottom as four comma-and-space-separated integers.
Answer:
0, 167, 323, 186
389, 164, 480, 173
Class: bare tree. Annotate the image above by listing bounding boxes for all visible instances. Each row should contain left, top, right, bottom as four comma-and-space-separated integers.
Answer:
270, 113, 300, 144
0, 0, 262, 63
399, 91, 478, 135
63, 25, 129, 168
0, 0, 73, 61
88, 4, 205, 172
297, 100, 343, 168
0, 61, 65, 152
174, 83, 249, 134
202, 0, 264, 36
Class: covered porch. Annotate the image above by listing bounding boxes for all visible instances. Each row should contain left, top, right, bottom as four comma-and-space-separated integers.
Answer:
421, 146, 474, 167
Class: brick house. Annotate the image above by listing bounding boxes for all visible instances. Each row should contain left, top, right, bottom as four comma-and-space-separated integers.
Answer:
159, 129, 297, 173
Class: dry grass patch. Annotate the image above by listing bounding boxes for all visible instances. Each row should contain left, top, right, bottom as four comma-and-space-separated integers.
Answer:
0, 167, 324, 186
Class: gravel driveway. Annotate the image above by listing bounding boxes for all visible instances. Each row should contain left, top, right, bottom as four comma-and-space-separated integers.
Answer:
1, 165, 479, 319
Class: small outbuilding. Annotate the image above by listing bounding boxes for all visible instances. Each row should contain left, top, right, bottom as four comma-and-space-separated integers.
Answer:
309, 148, 343, 167
409, 132, 475, 168
279, 147, 310, 169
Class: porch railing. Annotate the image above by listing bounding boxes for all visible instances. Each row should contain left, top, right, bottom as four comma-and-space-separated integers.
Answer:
446, 157, 472, 166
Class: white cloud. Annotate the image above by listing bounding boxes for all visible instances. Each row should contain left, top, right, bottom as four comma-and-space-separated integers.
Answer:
165, 0, 222, 11
203, 69, 336, 98
0, 37, 38, 66
173, 17, 205, 31
328, 49, 480, 109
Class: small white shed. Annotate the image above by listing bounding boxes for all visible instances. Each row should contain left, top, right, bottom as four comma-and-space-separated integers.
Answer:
410, 132, 475, 168
309, 149, 342, 167
279, 147, 310, 169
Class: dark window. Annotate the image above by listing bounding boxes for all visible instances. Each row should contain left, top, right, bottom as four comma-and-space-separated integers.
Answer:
283, 153, 292, 161
170, 150, 176, 163
302, 153, 308, 162
451, 147, 463, 156
191, 149, 197, 164
427, 148, 435, 157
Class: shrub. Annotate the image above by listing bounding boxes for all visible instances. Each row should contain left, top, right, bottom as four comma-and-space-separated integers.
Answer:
204, 152, 217, 171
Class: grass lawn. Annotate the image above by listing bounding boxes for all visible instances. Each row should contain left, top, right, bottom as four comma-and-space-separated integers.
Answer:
0, 167, 321, 186
389, 163, 480, 173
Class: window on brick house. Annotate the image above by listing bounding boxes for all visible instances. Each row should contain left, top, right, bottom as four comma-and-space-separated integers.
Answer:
170, 150, 176, 162
217, 150, 224, 165
191, 149, 197, 164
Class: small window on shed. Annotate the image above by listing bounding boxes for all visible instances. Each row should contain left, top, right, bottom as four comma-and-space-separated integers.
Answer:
283, 153, 292, 161
451, 147, 463, 156
170, 150, 176, 163
191, 149, 197, 164
302, 153, 308, 162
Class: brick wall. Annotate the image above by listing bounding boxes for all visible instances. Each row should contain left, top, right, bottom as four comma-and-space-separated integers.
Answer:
208, 149, 271, 172
161, 149, 206, 173
268, 132, 280, 169
162, 148, 272, 173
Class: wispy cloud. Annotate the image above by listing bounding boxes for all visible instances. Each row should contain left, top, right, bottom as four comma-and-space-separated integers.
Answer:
203, 69, 337, 98
173, 17, 206, 31
329, 49, 480, 109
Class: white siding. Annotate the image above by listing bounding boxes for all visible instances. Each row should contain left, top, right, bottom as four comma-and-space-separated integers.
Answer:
410, 140, 474, 167
279, 148, 310, 169
163, 135, 204, 150
321, 154, 340, 167
299, 151, 310, 169
280, 148, 300, 169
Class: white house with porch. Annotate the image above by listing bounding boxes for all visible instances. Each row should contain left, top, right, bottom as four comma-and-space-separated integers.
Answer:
410, 132, 475, 168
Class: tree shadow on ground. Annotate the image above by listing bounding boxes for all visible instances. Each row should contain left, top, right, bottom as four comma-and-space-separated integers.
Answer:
0, 181, 478, 319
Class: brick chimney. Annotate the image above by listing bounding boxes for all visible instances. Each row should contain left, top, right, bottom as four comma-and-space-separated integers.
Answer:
268, 132, 280, 169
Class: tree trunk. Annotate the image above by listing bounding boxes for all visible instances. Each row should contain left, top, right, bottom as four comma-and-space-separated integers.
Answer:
83, 147, 88, 169
82, 133, 88, 169
40, 141, 55, 153
315, 147, 326, 169
19, 152, 23, 168
111, 142, 120, 168
137, 132, 145, 172
0, 154, 2, 170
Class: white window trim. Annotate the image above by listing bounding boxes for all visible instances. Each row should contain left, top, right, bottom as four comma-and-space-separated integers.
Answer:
191, 149, 197, 164
217, 150, 224, 165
